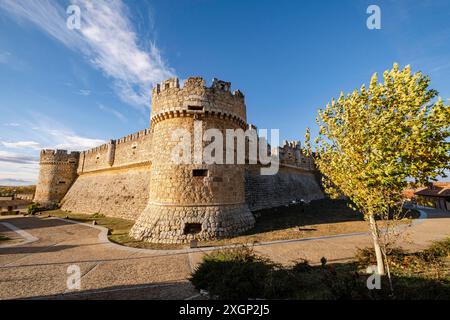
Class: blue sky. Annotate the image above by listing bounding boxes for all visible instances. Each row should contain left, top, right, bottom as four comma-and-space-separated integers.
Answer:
0, 0, 449, 185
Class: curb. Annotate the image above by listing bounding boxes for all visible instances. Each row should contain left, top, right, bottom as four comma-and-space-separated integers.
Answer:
50, 208, 429, 255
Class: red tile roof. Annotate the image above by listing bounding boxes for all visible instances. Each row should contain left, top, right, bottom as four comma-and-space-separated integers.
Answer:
415, 182, 450, 198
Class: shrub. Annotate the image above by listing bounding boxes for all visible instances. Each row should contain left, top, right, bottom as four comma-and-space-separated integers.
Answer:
418, 238, 450, 262
27, 203, 42, 215
190, 246, 274, 299
190, 241, 450, 300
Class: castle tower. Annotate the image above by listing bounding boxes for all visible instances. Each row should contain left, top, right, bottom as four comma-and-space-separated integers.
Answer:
34, 150, 80, 206
130, 77, 255, 243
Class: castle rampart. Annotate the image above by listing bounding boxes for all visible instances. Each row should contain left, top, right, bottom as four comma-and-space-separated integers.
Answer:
34, 150, 80, 206
76, 128, 153, 174
35, 76, 324, 243
150, 77, 247, 130
129, 77, 255, 243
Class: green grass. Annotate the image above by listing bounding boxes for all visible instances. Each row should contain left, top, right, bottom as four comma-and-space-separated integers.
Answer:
190, 238, 450, 300
200, 199, 419, 247
44, 210, 185, 250
43, 199, 420, 250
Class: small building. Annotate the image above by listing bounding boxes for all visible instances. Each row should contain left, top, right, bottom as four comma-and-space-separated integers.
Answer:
414, 182, 450, 212
0, 196, 32, 214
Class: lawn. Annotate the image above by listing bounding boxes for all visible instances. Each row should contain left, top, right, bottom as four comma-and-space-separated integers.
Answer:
41, 199, 419, 250
42, 210, 185, 250
200, 199, 418, 247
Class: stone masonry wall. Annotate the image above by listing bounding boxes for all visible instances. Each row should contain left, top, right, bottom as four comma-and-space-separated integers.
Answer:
130, 77, 255, 243
36, 76, 324, 244
77, 129, 152, 174
245, 165, 324, 211
34, 150, 79, 206
61, 164, 151, 221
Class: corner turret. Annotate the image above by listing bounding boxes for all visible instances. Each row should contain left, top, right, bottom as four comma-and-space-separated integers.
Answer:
34, 149, 80, 206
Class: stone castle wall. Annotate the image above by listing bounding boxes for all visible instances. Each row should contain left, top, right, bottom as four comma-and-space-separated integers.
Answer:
34, 150, 79, 206
130, 77, 255, 243
246, 165, 324, 211
77, 129, 152, 174
54, 160, 323, 221
60, 129, 153, 219
61, 165, 151, 221
35, 76, 325, 244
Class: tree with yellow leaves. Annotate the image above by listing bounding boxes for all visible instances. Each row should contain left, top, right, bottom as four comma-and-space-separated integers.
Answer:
311, 64, 450, 279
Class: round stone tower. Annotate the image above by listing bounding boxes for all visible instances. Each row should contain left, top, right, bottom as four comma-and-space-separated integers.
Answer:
34, 150, 80, 207
130, 77, 255, 243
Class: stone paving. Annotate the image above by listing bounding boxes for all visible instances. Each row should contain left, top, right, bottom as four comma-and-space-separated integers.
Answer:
0, 207, 449, 300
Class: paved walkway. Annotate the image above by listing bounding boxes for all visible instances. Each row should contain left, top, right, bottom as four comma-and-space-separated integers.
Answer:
0, 207, 449, 300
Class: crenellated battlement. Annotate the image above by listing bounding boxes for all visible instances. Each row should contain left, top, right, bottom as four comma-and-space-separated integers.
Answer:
82, 128, 152, 155
39, 149, 80, 164
150, 77, 247, 126
278, 140, 315, 170
40, 149, 80, 156
116, 128, 151, 145
152, 77, 244, 97
84, 143, 110, 154
35, 150, 80, 206
34, 74, 324, 238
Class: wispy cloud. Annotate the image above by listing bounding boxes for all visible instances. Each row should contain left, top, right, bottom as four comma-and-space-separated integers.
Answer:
0, 0, 175, 109
77, 89, 91, 96
98, 103, 127, 122
0, 178, 33, 186
3, 123, 20, 127
0, 112, 105, 184
1, 141, 41, 150
42, 129, 105, 150
0, 150, 38, 164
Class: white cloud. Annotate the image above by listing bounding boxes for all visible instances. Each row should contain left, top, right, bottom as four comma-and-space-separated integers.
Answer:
3, 123, 20, 127
1, 140, 41, 150
44, 129, 104, 150
0, 112, 105, 183
0, 154, 39, 185
78, 89, 91, 96
0, 178, 34, 186
0, 0, 175, 109
0, 150, 38, 164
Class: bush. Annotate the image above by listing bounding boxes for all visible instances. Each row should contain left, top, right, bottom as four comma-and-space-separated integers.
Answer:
320, 265, 369, 300
27, 203, 42, 215
190, 246, 276, 299
418, 238, 450, 262
190, 241, 450, 300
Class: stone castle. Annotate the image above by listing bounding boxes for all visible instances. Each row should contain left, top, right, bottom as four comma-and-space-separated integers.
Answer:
34, 77, 324, 243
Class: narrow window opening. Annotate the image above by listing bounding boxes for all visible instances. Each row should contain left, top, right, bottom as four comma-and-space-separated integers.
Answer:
184, 223, 202, 235
58, 181, 66, 184
193, 169, 208, 177
188, 105, 204, 111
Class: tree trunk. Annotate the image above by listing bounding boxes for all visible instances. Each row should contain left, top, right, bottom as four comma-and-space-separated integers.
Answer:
369, 214, 385, 275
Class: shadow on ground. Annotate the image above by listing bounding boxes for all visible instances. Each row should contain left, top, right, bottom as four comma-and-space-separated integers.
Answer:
0, 244, 76, 255
22, 281, 198, 300
0, 216, 73, 231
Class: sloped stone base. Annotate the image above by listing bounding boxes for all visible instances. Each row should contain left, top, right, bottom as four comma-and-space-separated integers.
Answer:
129, 203, 255, 244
